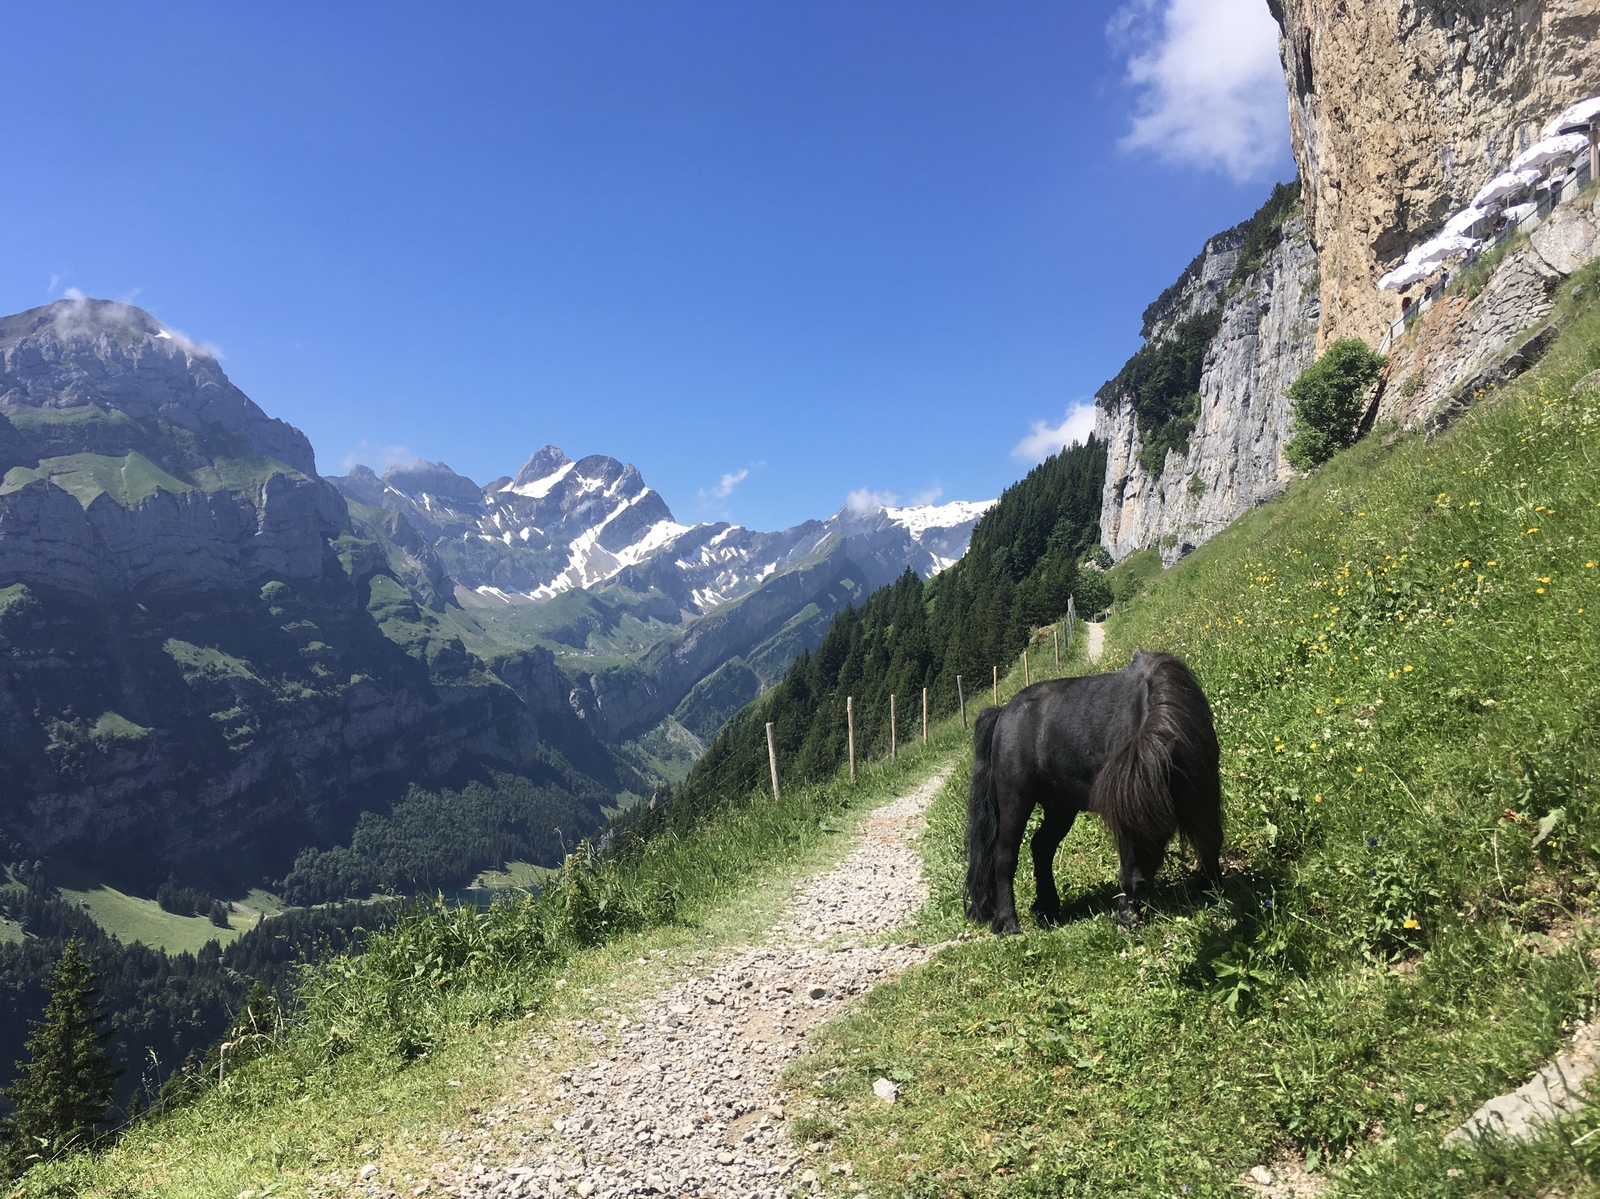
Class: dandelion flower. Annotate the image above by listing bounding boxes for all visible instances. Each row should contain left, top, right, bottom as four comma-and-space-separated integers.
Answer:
1403, 918, 1420, 930
1313, 795, 1323, 803
1403, 664, 1414, 672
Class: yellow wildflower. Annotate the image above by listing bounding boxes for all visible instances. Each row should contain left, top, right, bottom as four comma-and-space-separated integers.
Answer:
1403, 664, 1414, 672
1403, 918, 1420, 930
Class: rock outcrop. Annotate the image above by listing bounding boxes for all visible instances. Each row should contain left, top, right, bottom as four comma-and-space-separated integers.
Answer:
1097, 214, 1321, 564
1271, 0, 1600, 346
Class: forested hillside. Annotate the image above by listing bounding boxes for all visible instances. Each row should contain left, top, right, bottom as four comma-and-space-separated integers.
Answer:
608, 436, 1107, 847
0, 868, 393, 1115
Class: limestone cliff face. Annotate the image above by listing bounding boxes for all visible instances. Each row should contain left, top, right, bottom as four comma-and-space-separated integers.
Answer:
0, 298, 349, 596
1271, 0, 1600, 346
1097, 215, 1321, 563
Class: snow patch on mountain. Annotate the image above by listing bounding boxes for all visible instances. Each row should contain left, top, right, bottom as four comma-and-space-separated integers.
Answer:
506, 460, 575, 499
885, 499, 996, 538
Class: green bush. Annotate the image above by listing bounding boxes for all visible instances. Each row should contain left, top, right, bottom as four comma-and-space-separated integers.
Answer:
1284, 338, 1386, 469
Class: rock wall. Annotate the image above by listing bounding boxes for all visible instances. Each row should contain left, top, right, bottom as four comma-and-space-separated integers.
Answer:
1097, 215, 1321, 564
1270, 0, 1600, 347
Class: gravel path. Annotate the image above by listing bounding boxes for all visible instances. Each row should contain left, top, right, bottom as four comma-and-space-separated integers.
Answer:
415, 767, 952, 1199
1085, 621, 1105, 664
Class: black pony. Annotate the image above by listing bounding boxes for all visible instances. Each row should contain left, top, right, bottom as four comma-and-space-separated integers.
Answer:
965, 649, 1223, 935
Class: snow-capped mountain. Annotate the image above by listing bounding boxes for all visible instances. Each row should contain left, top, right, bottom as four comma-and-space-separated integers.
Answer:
331, 447, 993, 747
333, 447, 993, 617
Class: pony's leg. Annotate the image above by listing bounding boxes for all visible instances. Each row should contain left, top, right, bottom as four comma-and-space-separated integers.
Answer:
990, 789, 1033, 937
1029, 807, 1078, 926
1113, 837, 1165, 926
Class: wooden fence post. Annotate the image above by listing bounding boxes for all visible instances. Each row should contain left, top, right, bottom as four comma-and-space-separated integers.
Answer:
992, 665, 999, 706
957, 675, 966, 729
1065, 595, 1076, 660
1024, 649, 1030, 687
765, 722, 780, 801
922, 687, 928, 743
1053, 625, 1060, 669
890, 693, 897, 760
847, 696, 856, 784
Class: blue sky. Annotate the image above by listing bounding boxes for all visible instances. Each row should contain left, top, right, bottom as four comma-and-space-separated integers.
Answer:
0, 1, 1294, 531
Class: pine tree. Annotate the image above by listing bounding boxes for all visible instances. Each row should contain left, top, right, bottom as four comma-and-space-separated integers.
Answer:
0, 938, 120, 1178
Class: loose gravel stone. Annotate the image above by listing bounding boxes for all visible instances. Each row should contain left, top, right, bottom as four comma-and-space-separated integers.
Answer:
416, 767, 950, 1199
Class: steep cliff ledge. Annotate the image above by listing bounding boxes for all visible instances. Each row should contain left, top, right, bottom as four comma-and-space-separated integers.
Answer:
1096, 199, 1320, 564
1271, 0, 1600, 347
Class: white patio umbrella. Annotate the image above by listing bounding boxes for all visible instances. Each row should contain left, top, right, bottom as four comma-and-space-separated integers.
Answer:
1439, 205, 1490, 237
1542, 96, 1600, 137
1501, 201, 1538, 224
1472, 168, 1544, 208
1406, 233, 1479, 267
1378, 261, 1435, 291
1509, 132, 1590, 173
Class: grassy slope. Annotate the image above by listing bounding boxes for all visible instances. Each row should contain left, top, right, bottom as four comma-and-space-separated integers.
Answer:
54, 882, 244, 956
38, 724, 964, 1197
777, 294, 1600, 1197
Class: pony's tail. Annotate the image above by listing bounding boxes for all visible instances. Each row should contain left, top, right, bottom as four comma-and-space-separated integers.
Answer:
1090, 652, 1222, 868
964, 706, 1003, 921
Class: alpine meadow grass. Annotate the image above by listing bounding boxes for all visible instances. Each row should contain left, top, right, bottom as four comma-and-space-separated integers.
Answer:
780, 284, 1600, 1198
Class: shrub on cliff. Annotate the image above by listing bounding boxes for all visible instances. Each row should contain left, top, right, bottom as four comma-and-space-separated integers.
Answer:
1284, 338, 1386, 469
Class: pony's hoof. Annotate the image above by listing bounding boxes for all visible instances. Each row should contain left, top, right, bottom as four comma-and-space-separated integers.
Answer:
1031, 905, 1061, 928
992, 916, 1023, 937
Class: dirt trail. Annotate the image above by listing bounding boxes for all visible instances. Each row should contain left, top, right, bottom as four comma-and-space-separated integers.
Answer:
1085, 620, 1105, 664
416, 766, 953, 1199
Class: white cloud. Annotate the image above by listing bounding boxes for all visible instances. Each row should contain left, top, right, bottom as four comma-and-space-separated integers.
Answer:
696, 466, 754, 510
711, 468, 748, 499
1112, 0, 1289, 181
845, 487, 898, 514
908, 484, 944, 507
1012, 401, 1097, 463
341, 441, 417, 473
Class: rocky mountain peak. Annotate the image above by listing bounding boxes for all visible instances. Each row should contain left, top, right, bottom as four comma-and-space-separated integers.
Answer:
0, 297, 317, 477
382, 459, 485, 509
511, 445, 573, 489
